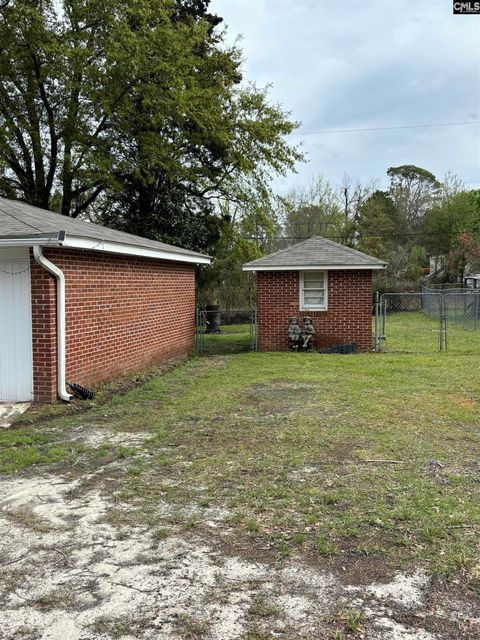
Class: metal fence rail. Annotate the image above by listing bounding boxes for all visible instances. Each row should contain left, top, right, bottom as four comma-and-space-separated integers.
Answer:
376, 292, 446, 353
196, 307, 257, 355
375, 289, 480, 353
422, 285, 480, 331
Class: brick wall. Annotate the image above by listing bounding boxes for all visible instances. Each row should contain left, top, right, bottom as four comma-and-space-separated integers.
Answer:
30, 249, 196, 402
31, 256, 58, 402
257, 270, 373, 352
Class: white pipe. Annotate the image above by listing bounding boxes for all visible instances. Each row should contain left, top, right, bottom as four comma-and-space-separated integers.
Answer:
33, 246, 72, 402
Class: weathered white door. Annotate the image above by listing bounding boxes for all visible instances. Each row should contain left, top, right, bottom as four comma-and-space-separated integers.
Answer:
0, 247, 33, 401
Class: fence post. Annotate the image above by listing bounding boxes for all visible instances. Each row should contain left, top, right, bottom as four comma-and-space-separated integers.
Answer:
196, 307, 205, 356
381, 296, 386, 339
444, 312, 448, 352
195, 307, 199, 355
439, 296, 448, 352
374, 291, 380, 352
250, 305, 258, 352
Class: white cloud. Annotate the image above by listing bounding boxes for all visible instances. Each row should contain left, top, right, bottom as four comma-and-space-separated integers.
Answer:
212, 0, 480, 189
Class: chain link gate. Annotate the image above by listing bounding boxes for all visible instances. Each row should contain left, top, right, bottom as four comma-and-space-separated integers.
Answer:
196, 307, 257, 355
374, 292, 447, 353
374, 289, 480, 353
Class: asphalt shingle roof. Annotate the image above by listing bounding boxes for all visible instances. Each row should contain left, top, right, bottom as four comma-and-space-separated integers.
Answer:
243, 236, 386, 270
0, 197, 209, 261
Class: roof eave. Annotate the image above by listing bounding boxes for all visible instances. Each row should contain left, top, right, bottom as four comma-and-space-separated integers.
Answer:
62, 235, 211, 264
242, 263, 387, 272
0, 233, 211, 265
0, 232, 62, 247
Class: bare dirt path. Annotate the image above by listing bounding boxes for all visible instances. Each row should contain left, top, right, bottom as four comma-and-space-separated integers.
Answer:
1, 460, 478, 640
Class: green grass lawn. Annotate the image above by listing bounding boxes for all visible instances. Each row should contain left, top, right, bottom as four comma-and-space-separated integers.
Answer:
197, 312, 480, 356
2, 338, 479, 586
200, 323, 253, 355
380, 311, 480, 354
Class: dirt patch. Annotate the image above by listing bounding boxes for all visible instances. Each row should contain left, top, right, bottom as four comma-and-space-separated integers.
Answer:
239, 381, 317, 417
71, 427, 151, 448
1, 473, 479, 639
0, 403, 30, 428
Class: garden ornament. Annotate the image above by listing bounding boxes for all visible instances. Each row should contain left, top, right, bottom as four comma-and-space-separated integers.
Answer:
288, 316, 301, 350
301, 316, 315, 350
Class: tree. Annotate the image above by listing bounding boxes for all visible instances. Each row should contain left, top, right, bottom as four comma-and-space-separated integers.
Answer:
387, 165, 441, 231
355, 190, 399, 259
0, 0, 302, 251
338, 173, 377, 245
279, 176, 345, 243
447, 232, 480, 282
355, 189, 428, 293
0, 0, 124, 216
197, 199, 278, 308
422, 187, 480, 258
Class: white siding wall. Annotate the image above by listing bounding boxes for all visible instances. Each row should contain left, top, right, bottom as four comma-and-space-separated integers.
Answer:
0, 247, 33, 401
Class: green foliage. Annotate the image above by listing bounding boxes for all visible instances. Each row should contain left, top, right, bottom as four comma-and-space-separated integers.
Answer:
446, 232, 480, 281
0, 0, 302, 253
197, 200, 279, 307
356, 190, 399, 259
423, 189, 480, 258
279, 176, 348, 243
278, 169, 477, 293
0, 0, 124, 215
387, 164, 441, 231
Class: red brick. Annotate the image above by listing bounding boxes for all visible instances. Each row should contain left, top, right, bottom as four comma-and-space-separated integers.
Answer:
256, 270, 373, 352
30, 249, 195, 402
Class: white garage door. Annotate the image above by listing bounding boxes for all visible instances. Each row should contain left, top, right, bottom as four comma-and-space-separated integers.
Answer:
0, 248, 33, 401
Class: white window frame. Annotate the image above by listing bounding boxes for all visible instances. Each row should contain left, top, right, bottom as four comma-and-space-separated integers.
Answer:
299, 270, 328, 311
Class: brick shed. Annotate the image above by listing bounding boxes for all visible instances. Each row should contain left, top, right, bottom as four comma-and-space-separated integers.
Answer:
0, 198, 210, 403
243, 237, 386, 352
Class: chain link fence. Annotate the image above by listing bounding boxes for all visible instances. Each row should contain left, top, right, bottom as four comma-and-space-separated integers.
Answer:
196, 308, 257, 355
422, 285, 480, 331
375, 292, 446, 353
375, 289, 480, 354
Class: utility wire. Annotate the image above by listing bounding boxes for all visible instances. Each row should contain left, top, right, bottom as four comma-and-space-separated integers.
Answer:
243, 231, 460, 240
289, 120, 480, 136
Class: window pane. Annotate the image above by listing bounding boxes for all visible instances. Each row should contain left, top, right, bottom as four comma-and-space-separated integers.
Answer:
304, 271, 324, 283
301, 271, 326, 308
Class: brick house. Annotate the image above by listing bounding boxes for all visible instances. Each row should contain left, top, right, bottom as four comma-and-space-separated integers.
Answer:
0, 198, 210, 403
243, 237, 386, 352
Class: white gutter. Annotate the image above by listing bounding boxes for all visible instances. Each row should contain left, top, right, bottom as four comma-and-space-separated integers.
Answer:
0, 235, 210, 264
242, 264, 387, 272
33, 246, 72, 402
0, 235, 61, 247
61, 237, 211, 264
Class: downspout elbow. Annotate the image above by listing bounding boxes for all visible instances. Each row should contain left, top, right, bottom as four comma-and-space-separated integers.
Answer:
33, 246, 72, 402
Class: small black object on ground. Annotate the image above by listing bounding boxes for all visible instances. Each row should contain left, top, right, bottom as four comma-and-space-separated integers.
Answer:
320, 342, 358, 354
66, 382, 95, 400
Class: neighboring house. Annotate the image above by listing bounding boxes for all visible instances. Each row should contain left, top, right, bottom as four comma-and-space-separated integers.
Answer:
0, 198, 210, 403
243, 236, 386, 352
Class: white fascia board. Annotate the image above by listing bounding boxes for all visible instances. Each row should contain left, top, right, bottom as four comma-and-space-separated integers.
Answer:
0, 233, 211, 264
0, 236, 61, 247
60, 236, 211, 265
242, 263, 386, 272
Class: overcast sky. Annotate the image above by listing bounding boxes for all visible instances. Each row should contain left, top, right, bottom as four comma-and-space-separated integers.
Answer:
213, 0, 480, 193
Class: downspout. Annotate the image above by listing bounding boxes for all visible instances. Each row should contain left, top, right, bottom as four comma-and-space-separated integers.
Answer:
33, 246, 72, 402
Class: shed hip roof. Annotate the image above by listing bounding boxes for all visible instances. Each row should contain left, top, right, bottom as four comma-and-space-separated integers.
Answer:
242, 236, 386, 271
0, 197, 210, 265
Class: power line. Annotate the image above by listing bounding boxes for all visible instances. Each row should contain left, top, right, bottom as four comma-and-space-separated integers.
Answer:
289, 120, 480, 136
243, 231, 459, 241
